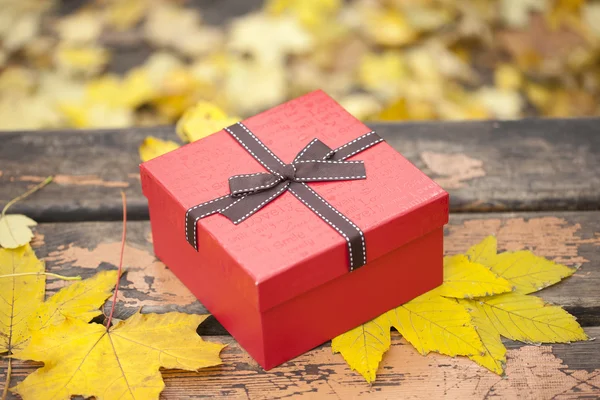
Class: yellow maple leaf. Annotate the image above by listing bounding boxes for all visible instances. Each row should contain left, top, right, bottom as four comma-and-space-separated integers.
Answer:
459, 299, 506, 375
30, 270, 118, 332
387, 291, 484, 357
0, 244, 45, 353
490, 251, 576, 294
332, 290, 485, 382
139, 136, 180, 162
439, 254, 513, 299
334, 234, 587, 382
176, 101, 239, 143
466, 235, 576, 294
331, 314, 391, 383
472, 292, 587, 343
465, 235, 498, 266
12, 313, 225, 400
1, 260, 115, 357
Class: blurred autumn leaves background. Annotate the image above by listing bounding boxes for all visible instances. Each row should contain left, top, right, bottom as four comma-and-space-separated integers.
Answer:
1, 0, 600, 132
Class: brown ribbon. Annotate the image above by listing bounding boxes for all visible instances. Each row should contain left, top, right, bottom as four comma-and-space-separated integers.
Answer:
185, 122, 384, 271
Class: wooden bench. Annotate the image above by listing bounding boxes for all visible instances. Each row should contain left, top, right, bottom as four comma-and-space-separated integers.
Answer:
1, 119, 599, 398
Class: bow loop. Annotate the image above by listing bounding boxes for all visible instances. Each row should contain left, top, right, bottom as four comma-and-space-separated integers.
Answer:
228, 138, 367, 198
229, 172, 281, 197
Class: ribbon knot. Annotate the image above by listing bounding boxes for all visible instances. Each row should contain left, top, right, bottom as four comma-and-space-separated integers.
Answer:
185, 122, 384, 271
280, 164, 296, 181
227, 139, 367, 199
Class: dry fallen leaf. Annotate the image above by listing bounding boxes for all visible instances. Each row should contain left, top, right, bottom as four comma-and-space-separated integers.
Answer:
12, 313, 225, 400
358, 51, 408, 100
176, 101, 239, 143
333, 235, 586, 382
228, 13, 313, 64
54, 45, 109, 77
0, 215, 37, 249
0, 176, 52, 249
139, 136, 180, 162
224, 57, 288, 116
104, 0, 148, 31
2, 0, 600, 130
265, 0, 342, 29
361, 7, 418, 47
500, 0, 549, 28
56, 11, 103, 44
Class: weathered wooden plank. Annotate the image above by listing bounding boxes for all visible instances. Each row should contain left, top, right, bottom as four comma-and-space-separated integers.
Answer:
2, 327, 599, 399
30, 211, 600, 335
1, 119, 599, 222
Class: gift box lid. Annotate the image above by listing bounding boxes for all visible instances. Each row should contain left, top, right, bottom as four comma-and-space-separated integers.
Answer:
141, 90, 448, 312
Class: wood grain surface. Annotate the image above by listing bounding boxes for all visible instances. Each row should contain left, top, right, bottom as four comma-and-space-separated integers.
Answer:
1, 118, 599, 222
1, 120, 599, 399
28, 211, 600, 335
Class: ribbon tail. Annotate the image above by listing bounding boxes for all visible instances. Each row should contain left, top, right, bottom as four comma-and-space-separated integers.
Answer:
293, 160, 366, 182
329, 131, 384, 161
287, 182, 366, 270
294, 138, 335, 162
186, 195, 237, 251
220, 181, 290, 225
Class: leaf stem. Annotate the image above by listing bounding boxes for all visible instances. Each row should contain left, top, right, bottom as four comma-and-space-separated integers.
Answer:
1, 176, 53, 217
0, 272, 81, 281
105, 191, 127, 331
1, 357, 11, 400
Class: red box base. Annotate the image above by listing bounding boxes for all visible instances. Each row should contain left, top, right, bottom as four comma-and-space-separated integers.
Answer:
147, 173, 443, 369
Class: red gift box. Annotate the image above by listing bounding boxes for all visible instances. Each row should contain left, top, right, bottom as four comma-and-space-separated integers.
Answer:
140, 90, 449, 369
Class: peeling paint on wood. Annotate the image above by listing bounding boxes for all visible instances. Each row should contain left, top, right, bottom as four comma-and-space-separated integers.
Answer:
18, 174, 130, 188
446, 216, 600, 266
45, 242, 196, 307
420, 151, 485, 189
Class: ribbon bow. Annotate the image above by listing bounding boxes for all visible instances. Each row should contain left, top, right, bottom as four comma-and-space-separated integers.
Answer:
185, 122, 384, 271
